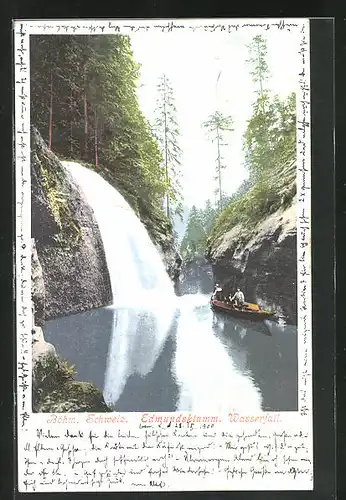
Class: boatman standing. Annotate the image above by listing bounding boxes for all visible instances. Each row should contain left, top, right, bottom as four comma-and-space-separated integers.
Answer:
212, 283, 223, 300
231, 288, 245, 308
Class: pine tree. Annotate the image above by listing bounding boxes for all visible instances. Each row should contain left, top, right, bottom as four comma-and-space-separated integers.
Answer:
202, 111, 234, 211
243, 35, 296, 180
153, 74, 183, 219
202, 199, 217, 233
180, 205, 206, 260
246, 35, 270, 112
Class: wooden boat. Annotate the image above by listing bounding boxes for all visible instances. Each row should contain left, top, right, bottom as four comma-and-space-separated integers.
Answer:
210, 298, 275, 321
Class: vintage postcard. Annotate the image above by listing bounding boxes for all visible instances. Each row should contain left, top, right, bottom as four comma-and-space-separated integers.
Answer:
15, 18, 313, 492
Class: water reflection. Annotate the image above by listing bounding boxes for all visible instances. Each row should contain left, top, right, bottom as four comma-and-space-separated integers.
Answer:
103, 301, 178, 407
173, 297, 262, 414
212, 311, 298, 411
44, 306, 114, 391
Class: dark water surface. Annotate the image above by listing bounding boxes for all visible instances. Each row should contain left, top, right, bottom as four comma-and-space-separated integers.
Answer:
44, 261, 298, 412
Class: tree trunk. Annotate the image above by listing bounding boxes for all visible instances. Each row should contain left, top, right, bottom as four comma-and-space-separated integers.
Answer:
84, 93, 88, 157
48, 72, 53, 150
256, 39, 265, 114
163, 75, 170, 218
216, 124, 222, 211
70, 89, 73, 156
94, 112, 99, 168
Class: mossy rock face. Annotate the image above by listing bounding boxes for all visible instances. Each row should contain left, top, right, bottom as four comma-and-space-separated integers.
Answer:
31, 127, 112, 320
34, 382, 110, 413
207, 154, 297, 321
208, 158, 296, 253
31, 239, 46, 327
32, 353, 110, 413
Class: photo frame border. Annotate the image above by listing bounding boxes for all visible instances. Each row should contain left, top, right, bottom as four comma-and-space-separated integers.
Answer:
8, 16, 336, 499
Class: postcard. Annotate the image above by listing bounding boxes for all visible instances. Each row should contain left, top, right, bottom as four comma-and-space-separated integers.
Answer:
15, 18, 313, 492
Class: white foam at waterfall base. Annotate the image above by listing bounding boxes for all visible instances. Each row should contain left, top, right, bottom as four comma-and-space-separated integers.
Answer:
63, 161, 175, 302
63, 161, 178, 405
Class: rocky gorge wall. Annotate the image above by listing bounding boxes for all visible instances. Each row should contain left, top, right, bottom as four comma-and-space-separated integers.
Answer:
207, 198, 297, 323
31, 238, 110, 412
31, 127, 113, 320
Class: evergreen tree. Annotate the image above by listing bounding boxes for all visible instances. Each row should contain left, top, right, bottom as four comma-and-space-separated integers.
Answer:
180, 199, 218, 260
153, 74, 183, 219
202, 199, 217, 233
180, 206, 206, 260
202, 111, 234, 211
243, 35, 296, 181
246, 35, 270, 112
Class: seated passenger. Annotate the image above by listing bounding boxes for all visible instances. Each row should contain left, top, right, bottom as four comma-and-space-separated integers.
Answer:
231, 288, 245, 308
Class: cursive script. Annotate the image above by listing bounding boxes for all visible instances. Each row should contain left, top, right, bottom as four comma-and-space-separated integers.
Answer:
21, 422, 312, 491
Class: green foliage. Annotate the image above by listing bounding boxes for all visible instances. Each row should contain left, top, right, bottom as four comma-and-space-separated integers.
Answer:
208, 158, 296, 248
32, 353, 110, 413
246, 35, 270, 102
243, 35, 296, 181
33, 354, 76, 403
30, 35, 170, 227
180, 200, 218, 259
243, 92, 296, 180
33, 150, 82, 246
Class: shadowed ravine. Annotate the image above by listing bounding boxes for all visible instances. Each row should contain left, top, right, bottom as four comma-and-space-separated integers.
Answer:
44, 162, 298, 413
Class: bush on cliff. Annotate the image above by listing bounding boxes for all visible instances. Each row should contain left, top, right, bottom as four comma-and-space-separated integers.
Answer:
33, 353, 110, 413
208, 163, 296, 248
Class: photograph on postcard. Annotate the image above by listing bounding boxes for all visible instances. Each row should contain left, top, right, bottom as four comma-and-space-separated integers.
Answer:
30, 28, 298, 415
15, 18, 313, 492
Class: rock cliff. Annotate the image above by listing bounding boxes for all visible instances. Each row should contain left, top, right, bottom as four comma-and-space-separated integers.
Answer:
31, 127, 113, 319
207, 197, 297, 322
31, 238, 110, 413
30, 128, 114, 412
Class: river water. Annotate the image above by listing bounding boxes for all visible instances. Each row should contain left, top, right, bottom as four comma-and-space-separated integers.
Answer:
44, 161, 297, 413
44, 261, 298, 413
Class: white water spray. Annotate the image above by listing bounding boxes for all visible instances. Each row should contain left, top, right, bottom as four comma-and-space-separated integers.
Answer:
63, 161, 178, 404
63, 161, 174, 302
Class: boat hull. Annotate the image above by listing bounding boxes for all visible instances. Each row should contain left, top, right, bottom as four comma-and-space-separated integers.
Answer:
210, 299, 275, 321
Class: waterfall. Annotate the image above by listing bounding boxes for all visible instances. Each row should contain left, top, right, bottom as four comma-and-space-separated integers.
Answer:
63, 161, 174, 302
63, 161, 178, 406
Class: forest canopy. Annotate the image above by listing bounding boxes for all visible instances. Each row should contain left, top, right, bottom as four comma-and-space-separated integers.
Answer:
30, 35, 169, 220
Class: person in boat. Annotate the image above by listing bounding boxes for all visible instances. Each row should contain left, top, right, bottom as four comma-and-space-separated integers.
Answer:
212, 283, 223, 301
231, 288, 245, 309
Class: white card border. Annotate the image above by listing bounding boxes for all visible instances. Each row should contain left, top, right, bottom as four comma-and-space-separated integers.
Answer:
14, 18, 313, 493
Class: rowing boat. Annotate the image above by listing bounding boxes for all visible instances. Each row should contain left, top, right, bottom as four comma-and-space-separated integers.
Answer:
210, 298, 275, 321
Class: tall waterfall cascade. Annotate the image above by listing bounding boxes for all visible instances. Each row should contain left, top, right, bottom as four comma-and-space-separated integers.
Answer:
63, 161, 178, 405
63, 161, 175, 303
